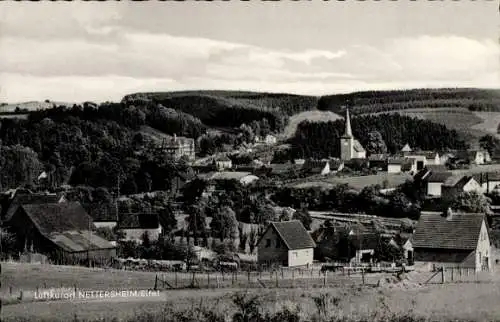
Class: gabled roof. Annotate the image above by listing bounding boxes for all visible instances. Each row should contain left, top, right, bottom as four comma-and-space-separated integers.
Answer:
442, 175, 477, 189
4, 192, 61, 222
19, 202, 92, 236
412, 213, 485, 250
388, 157, 408, 165
329, 159, 344, 170
427, 172, 453, 183
426, 165, 448, 172
353, 140, 365, 153
264, 220, 316, 250
401, 143, 412, 152
303, 160, 329, 173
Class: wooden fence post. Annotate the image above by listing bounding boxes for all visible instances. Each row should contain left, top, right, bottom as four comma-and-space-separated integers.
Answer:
441, 266, 445, 284
10, 286, 13, 295
323, 271, 327, 287
275, 271, 279, 288
154, 275, 158, 291
362, 268, 365, 285
175, 271, 178, 288
451, 267, 454, 282
207, 272, 210, 288
216, 275, 220, 288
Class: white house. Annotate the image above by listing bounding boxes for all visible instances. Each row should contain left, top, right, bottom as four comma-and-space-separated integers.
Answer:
214, 155, 232, 171
257, 221, 316, 267
426, 172, 453, 197
441, 176, 482, 200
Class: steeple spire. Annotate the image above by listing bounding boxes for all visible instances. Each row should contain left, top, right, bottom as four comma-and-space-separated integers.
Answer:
344, 108, 352, 137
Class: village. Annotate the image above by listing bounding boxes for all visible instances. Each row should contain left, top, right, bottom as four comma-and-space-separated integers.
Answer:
2, 107, 499, 282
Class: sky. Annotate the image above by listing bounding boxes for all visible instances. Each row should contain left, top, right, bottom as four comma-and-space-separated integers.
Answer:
0, 1, 499, 103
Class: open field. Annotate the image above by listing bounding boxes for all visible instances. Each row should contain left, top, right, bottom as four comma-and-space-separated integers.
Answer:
472, 112, 500, 137
5, 280, 500, 321
290, 173, 412, 190
284, 110, 342, 138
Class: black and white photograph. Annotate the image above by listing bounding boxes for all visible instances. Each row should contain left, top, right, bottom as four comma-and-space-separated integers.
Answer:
1, 0, 500, 321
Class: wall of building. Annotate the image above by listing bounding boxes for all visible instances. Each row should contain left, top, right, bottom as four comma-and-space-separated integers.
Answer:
427, 182, 443, 196
257, 227, 289, 266
476, 221, 492, 272
340, 138, 353, 160
387, 164, 402, 174
414, 248, 476, 271
94, 222, 117, 229
287, 248, 313, 267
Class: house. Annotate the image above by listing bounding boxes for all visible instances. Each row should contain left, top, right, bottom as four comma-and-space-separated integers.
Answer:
340, 108, 366, 160
118, 213, 163, 243
367, 154, 387, 170
473, 172, 500, 193
257, 220, 316, 267
412, 210, 491, 272
403, 151, 441, 170
264, 134, 277, 145
302, 159, 331, 176
387, 158, 416, 174
389, 233, 414, 265
441, 175, 482, 200
425, 172, 454, 197
214, 155, 233, 171
329, 159, 345, 173
455, 150, 491, 165
6, 202, 116, 263
160, 134, 196, 161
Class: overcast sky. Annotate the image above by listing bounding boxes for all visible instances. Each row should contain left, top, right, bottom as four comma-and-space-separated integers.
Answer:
1, 1, 499, 103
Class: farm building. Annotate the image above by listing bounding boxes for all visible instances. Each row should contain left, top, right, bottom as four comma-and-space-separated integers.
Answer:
441, 175, 482, 200
6, 202, 116, 263
367, 154, 387, 170
118, 213, 163, 243
340, 108, 366, 161
387, 158, 416, 174
403, 151, 441, 170
412, 209, 491, 272
257, 220, 316, 267
456, 150, 491, 165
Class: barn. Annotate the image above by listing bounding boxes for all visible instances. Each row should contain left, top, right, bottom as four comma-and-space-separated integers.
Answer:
412, 209, 491, 272
257, 220, 316, 267
6, 202, 116, 264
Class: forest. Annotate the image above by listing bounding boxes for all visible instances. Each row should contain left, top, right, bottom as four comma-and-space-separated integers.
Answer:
289, 113, 468, 159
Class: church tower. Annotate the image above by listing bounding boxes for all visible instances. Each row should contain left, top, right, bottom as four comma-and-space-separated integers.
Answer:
340, 108, 354, 160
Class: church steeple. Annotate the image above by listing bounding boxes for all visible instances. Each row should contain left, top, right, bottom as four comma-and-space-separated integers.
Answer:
343, 108, 353, 138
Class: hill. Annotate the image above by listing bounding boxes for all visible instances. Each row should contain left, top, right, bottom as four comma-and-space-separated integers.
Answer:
0, 101, 76, 113
283, 110, 342, 139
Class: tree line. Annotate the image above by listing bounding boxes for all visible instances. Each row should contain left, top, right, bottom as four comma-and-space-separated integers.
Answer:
290, 114, 468, 159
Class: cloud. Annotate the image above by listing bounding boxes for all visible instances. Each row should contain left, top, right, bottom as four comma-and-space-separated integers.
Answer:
0, 11, 498, 103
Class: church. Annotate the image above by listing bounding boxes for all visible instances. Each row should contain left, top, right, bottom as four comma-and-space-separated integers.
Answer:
340, 108, 366, 160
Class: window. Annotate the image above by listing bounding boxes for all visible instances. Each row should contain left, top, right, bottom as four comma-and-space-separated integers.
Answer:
293, 252, 298, 258
265, 239, 271, 248
276, 239, 281, 248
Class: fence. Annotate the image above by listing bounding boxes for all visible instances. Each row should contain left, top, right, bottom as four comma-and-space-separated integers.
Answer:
423, 266, 495, 284
153, 266, 392, 290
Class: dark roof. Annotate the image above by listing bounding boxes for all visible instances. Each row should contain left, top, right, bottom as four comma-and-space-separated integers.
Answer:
412, 213, 485, 250
388, 157, 411, 165
473, 172, 500, 183
4, 193, 61, 222
427, 172, 453, 183
267, 220, 316, 250
426, 165, 448, 172
20, 202, 93, 235
329, 159, 344, 170
118, 213, 160, 229
302, 160, 329, 174
353, 140, 365, 153
368, 154, 387, 161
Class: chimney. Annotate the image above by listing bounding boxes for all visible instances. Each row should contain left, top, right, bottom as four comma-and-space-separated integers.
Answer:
445, 207, 454, 221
